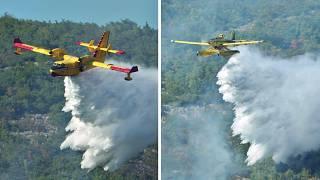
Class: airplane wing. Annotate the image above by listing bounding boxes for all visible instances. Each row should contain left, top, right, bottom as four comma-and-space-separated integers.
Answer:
171, 40, 210, 46
13, 38, 67, 60
91, 61, 138, 81
222, 40, 263, 47
13, 38, 51, 56
77, 42, 125, 55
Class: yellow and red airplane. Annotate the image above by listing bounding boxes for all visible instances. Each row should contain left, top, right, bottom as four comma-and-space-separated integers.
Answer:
13, 31, 138, 81
171, 31, 263, 58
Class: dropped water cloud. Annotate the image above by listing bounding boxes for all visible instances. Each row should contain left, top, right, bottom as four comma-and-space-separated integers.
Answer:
162, 105, 242, 179
217, 47, 320, 165
60, 65, 157, 171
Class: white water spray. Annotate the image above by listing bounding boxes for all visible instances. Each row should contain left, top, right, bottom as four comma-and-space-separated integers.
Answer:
217, 47, 320, 165
60, 66, 157, 171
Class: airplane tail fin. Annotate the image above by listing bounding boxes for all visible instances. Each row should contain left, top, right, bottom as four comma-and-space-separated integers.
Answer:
93, 31, 110, 59
231, 31, 236, 40
77, 32, 125, 57
13, 37, 23, 55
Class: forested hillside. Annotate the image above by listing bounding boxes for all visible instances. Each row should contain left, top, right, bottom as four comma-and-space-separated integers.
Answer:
0, 14, 157, 179
162, 0, 320, 105
162, 0, 320, 179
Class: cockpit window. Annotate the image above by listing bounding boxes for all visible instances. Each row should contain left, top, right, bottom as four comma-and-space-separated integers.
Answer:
51, 63, 66, 70
53, 63, 65, 67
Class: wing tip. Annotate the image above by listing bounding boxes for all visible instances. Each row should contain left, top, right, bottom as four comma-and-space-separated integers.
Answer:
130, 66, 138, 73
116, 50, 125, 55
13, 37, 22, 44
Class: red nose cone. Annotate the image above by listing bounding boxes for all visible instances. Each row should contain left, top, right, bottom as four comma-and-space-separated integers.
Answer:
116, 50, 125, 55
75, 41, 81, 45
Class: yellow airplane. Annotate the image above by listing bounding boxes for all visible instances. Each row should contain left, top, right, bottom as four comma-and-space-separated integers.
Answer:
13, 31, 138, 81
171, 31, 263, 58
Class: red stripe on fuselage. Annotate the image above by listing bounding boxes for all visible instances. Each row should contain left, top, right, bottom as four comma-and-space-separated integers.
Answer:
111, 65, 131, 73
14, 43, 33, 51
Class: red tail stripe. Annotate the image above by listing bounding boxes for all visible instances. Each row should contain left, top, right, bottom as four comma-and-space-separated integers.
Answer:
14, 43, 33, 51
111, 66, 131, 73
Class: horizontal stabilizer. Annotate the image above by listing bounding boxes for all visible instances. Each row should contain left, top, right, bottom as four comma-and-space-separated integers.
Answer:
223, 40, 264, 47
108, 49, 125, 55
77, 41, 125, 55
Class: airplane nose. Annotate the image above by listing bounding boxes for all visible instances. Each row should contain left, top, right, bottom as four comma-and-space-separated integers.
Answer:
50, 69, 57, 77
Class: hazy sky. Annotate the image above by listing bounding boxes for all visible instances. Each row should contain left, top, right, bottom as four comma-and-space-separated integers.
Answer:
0, 0, 157, 28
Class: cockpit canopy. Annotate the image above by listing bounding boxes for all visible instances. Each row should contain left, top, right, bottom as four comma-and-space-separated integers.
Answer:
209, 34, 225, 42
216, 34, 224, 39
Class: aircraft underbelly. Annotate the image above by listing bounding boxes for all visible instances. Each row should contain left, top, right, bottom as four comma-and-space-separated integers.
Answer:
220, 50, 240, 57
197, 48, 219, 57
50, 66, 80, 77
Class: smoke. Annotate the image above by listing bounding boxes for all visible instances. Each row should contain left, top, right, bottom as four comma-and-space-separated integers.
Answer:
217, 47, 320, 165
60, 65, 157, 171
162, 105, 243, 179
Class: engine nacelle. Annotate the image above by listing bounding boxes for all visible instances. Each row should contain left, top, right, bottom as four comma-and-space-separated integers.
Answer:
50, 48, 66, 59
